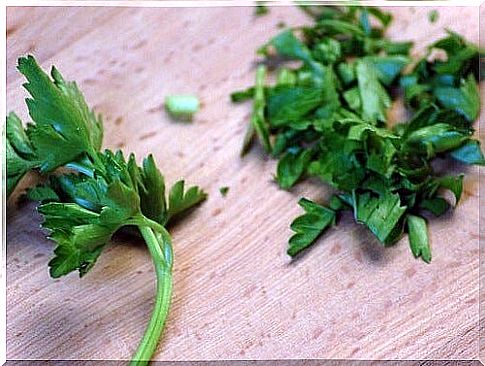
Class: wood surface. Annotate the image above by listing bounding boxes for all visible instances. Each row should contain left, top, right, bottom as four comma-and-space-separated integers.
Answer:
6, 4, 483, 362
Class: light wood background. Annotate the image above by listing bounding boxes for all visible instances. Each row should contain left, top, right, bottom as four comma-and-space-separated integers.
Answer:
6, 5, 483, 362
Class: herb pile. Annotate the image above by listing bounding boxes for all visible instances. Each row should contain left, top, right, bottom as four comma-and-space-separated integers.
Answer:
7, 56, 206, 365
232, 6, 483, 262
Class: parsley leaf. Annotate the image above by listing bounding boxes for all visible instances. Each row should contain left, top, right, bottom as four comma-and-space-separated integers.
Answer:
419, 197, 449, 216
355, 191, 406, 244
19, 55, 102, 171
356, 58, 392, 122
429, 174, 464, 205
276, 149, 313, 189
365, 55, 409, 86
431, 31, 479, 76
7, 56, 103, 198
268, 86, 324, 127
138, 154, 167, 225
449, 139, 485, 165
434, 74, 480, 121
308, 132, 365, 191
167, 180, 207, 221
288, 198, 336, 257
38, 202, 113, 278
260, 29, 313, 63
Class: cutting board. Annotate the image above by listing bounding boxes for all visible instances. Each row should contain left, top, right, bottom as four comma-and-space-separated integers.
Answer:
6, 4, 484, 362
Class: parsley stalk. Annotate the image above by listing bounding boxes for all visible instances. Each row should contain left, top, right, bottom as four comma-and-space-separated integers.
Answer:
131, 225, 173, 365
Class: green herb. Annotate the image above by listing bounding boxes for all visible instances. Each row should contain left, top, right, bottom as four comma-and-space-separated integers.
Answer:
407, 215, 431, 263
288, 198, 336, 257
219, 186, 230, 196
241, 65, 271, 155
165, 95, 200, 120
7, 56, 206, 365
428, 10, 439, 23
255, 2, 269, 16
232, 6, 482, 262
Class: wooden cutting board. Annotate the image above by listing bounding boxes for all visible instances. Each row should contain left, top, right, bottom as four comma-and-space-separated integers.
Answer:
6, 4, 484, 362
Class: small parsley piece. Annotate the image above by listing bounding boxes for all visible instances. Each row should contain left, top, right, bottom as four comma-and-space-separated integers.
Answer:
241, 65, 271, 155
232, 5, 483, 262
219, 186, 229, 196
231, 87, 255, 103
428, 10, 439, 24
7, 56, 206, 365
268, 86, 324, 127
276, 149, 313, 189
449, 139, 485, 165
165, 95, 200, 120
434, 74, 480, 122
356, 58, 392, 123
288, 198, 336, 257
419, 197, 449, 216
254, 2, 269, 16
258, 29, 313, 63
355, 191, 406, 245
407, 215, 431, 263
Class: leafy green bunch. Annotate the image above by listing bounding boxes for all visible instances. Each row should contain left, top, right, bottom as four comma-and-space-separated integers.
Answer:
7, 55, 206, 365
232, 6, 483, 262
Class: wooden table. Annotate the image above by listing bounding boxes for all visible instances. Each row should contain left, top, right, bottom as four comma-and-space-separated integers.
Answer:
6, 4, 484, 362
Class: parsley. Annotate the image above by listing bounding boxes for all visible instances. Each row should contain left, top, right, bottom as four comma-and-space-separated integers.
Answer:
428, 10, 439, 24
232, 6, 483, 262
241, 65, 271, 155
7, 56, 206, 365
407, 215, 431, 263
219, 186, 230, 196
254, 1, 269, 16
288, 198, 336, 257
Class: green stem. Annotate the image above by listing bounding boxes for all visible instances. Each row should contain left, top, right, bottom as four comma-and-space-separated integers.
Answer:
130, 226, 173, 366
125, 216, 168, 238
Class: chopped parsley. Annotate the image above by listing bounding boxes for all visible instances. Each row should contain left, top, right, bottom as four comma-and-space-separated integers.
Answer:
219, 186, 230, 196
232, 6, 483, 262
428, 10, 439, 23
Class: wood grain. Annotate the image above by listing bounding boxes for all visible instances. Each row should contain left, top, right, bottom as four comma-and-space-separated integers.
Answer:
6, 5, 482, 362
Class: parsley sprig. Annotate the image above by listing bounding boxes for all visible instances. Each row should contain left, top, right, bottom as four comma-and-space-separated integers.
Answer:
7, 56, 206, 364
233, 6, 483, 262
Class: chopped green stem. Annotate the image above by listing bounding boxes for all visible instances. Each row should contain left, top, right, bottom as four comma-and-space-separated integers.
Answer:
165, 95, 199, 120
130, 226, 173, 366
